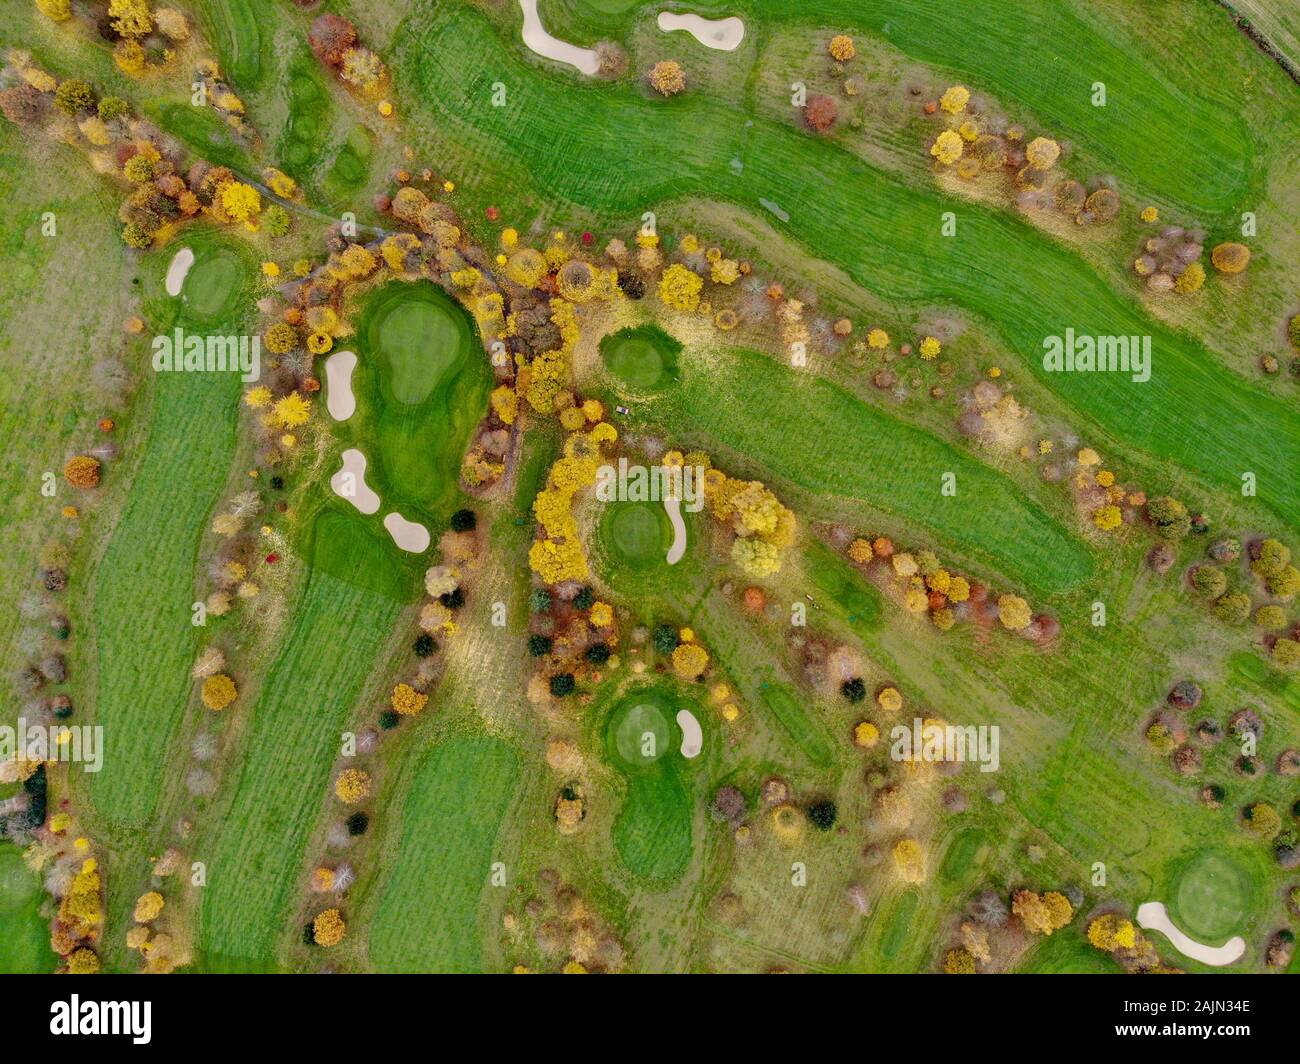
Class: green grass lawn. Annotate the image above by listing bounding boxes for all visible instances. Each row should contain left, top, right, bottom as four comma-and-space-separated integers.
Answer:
196, 0, 264, 91
88, 232, 253, 833
1165, 847, 1262, 943
197, 570, 402, 966
370, 734, 521, 972
599, 323, 681, 393
394, 6, 1300, 541
0, 844, 50, 973
606, 688, 697, 885
350, 280, 489, 519
3, 0, 1294, 977
1018, 928, 1125, 973
667, 344, 1093, 597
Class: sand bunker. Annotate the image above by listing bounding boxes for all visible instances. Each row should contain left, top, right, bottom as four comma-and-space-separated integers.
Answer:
383, 512, 431, 553
324, 350, 358, 422
664, 495, 687, 564
657, 12, 745, 51
518, 0, 601, 75
1135, 902, 1246, 966
329, 449, 380, 515
676, 709, 702, 759
165, 247, 194, 296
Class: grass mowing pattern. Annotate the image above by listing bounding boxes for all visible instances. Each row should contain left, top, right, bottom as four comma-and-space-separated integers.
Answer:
599, 324, 681, 393
199, 570, 402, 965
352, 280, 489, 520
0, 844, 49, 973
370, 735, 521, 972
396, 7, 1300, 535
543, 0, 1256, 212
197, 0, 263, 90
306, 280, 490, 599
1167, 848, 1259, 943
766, 0, 1254, 213
759, 683, 835, 768
606, 689, 695, 885
89, 238, 250, 831
802, 539, 883, 634
668, 345, 1092, 597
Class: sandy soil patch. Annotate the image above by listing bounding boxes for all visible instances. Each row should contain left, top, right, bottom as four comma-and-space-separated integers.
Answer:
657, 12, 745, 51
383, 512, 431, 553
165, 247, 194, 296
1135, 902, 1246, 966
676, 709, 702, 758
664, 495, 687, 564
324, 350, 358, 422
519, 0, 600, 75
329, 448, 380, 515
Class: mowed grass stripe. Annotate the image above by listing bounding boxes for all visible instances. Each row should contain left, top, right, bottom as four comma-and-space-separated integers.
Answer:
370, 735, 520, 972
199, 572, 401, 964
767, 0, 1255, 214
668, 345, 1092, 596
397, 9, 1300, 533
89, 240, 250, 831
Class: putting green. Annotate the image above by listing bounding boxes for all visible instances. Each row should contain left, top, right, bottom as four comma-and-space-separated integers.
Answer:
603, 500, 670, 571
599, 324, 680, 393
182, 246, 246, 324
352, 281, 487, 515
373, 298, 464, 406
612, 698, 673, 765
1167, 849, 1259, 943
605, 688, 695, 885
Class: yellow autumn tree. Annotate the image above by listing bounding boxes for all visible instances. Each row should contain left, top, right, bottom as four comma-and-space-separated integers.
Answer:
272, 391, 312, 429
671, 642, 709, 679
312, 908, 346, 946
1087, 914, 1137, 952
334, 768, 371, 804
37, 0, 72, 21
648, 60, 686, 96
939, 85, 970, 114
1024, 136, 1061, 170
133, 892, 164, 923
997, 594, 1032, 630
219, 181, 261, 224
892, 838, 926, 883
200, 674, 236, 711
391, 682, 428, 717
658, 263, 703, 312
109, 0, 153, 37
930, 130, 963, 165
828, 35, 856, 61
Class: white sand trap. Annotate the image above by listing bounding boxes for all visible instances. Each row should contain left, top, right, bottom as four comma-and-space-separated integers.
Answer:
165, 247, 194, 296
518, 0, 601, 75
1135, 902, 1246, 966
329, 448, 380, 515
657, 12, 745, 51
676, 709, 702, 759
383, 512, 431, 553
324, 350, 358, 422
664, 495, 687, 565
